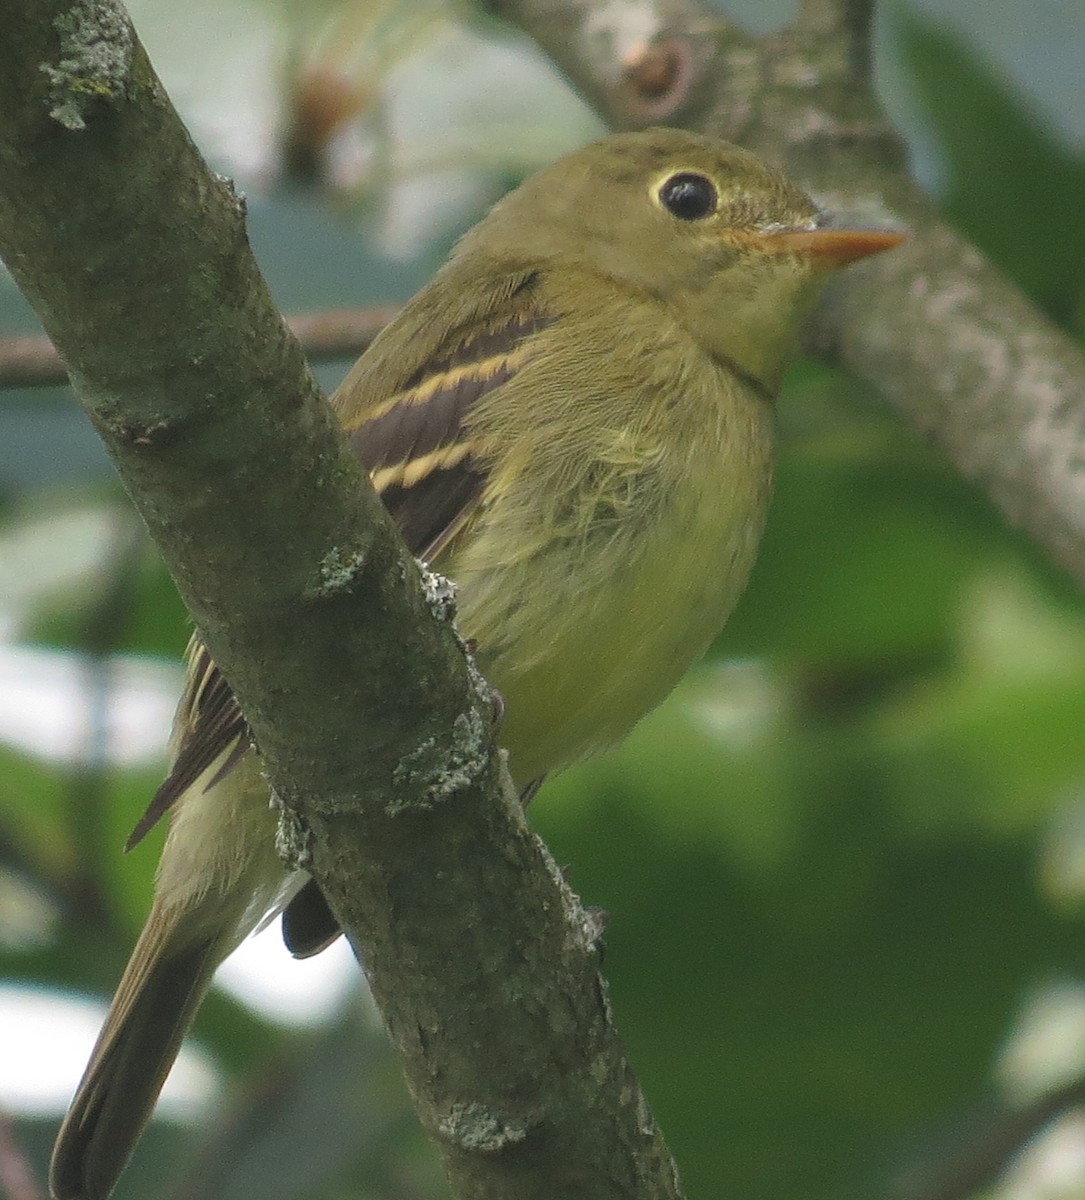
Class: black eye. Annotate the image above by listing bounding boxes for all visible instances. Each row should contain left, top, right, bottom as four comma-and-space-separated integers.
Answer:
658, 172, 718, 221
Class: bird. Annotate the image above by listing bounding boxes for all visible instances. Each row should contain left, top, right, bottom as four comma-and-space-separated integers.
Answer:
49, 127, 902, 1200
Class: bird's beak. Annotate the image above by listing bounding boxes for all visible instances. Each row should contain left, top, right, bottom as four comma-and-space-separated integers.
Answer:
753, 228, 906, 269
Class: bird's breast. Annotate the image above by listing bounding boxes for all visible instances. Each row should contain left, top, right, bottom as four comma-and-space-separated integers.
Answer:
448, 364, 775, 789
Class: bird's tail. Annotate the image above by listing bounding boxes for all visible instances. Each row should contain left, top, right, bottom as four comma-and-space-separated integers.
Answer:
48, 907, 221, 1200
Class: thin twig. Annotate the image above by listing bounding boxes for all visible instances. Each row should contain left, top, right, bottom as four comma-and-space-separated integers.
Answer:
892, 1077, 1085, 1200
0, 306, 397, 390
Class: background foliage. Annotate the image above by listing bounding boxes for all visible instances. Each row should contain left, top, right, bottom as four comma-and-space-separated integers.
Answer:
2, 2, 1084, 1199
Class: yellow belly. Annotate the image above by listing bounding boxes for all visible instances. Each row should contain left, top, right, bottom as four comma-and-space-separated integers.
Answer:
447, 383, 774, 789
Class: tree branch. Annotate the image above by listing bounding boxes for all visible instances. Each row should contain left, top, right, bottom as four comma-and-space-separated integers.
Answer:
0, 307, 397, 389
0, 3, 680, 1197
490, 0, 1085, 589
891, 1074, 1085, 1200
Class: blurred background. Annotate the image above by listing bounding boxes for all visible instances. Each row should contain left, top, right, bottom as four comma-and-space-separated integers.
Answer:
2, 1, 1085, 1198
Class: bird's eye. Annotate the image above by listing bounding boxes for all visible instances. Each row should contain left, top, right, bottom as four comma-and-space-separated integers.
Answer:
657, 173, 718, 221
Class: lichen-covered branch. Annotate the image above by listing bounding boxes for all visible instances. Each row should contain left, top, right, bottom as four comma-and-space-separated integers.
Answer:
491, 0, 1085, 588
0, 3, 682, 1197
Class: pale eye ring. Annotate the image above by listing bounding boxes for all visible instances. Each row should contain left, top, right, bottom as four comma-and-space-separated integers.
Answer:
658, 172, 718, 221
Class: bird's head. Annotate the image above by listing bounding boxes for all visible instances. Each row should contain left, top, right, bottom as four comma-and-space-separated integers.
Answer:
462, 127, 903, 393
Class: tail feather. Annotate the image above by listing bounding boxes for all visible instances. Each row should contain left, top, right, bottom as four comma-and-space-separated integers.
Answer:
49, 915, 219, 1200
51, 755, 288, 1200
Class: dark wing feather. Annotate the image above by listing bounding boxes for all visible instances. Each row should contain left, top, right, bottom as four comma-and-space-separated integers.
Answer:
126, 283, 552, 852
125, 641, 248, 850
350, 308, 550, 559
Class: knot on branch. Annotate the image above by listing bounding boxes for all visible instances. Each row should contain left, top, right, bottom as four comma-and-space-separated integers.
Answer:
621, 36, 697, 121
41, 0, 135, 131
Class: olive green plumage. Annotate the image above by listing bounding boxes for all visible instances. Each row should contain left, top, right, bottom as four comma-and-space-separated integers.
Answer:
50, 127, 900, 1200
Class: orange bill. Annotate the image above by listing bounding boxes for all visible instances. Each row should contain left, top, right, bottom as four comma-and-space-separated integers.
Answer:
756, 227, 906, 266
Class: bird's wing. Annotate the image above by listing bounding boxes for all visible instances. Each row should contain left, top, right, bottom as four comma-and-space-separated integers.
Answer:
126, 271, 550, 849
